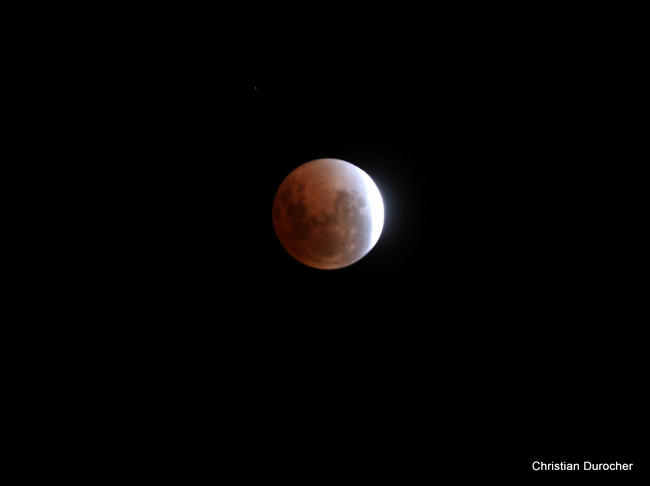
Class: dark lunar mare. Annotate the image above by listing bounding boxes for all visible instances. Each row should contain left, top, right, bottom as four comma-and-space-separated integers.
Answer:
311, 189, 370, 264
274, 183, 372, 266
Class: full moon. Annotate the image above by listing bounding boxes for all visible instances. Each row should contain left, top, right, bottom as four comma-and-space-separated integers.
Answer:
273, 158, 384, 269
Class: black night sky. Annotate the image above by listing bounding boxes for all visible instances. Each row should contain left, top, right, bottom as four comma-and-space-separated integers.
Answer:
8, 9, 641, 479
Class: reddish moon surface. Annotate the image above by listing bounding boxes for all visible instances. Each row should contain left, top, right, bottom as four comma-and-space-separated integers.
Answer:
273, 158, 384, 269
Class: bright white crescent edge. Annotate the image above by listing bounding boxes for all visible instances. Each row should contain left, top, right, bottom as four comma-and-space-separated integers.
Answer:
359, 168, 384, 249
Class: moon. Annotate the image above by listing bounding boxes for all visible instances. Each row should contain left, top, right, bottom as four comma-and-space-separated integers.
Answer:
273, 158, 384, 269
